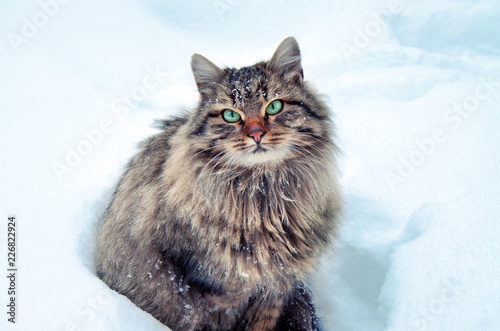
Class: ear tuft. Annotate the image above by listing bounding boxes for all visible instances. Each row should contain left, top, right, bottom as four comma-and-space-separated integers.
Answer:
191, 54, 224, 92
269, 37, 303, 83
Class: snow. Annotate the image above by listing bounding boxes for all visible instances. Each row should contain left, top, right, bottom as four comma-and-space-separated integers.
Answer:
1, 0, 499, 330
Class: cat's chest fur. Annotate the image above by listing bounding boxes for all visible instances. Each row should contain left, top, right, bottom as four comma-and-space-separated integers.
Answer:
151, 127, 336, 291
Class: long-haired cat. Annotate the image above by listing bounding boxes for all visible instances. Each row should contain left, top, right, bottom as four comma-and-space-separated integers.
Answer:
96, 37, 342, 330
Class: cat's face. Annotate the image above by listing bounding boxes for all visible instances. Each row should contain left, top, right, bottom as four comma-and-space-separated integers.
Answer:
189, 37, 331, 168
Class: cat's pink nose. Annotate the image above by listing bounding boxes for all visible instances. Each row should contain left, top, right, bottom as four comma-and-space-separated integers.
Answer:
248, 122, 265, 143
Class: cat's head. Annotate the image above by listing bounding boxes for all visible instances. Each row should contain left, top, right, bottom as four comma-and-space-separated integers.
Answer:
188, 37, 333, 168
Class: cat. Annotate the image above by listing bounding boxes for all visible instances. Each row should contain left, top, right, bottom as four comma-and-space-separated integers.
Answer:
95, 37, 342, 331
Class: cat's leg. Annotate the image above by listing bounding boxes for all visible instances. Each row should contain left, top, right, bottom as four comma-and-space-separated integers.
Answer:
243, 292, 285, 331
98, 247, 213, 330
274, 281, 322, 331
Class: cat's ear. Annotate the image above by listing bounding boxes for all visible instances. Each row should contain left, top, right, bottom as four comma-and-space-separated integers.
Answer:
191, 54, 224, 93
268, 37, 303, 84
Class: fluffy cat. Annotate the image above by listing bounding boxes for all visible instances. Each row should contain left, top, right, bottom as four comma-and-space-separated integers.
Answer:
96, 37, 342, 330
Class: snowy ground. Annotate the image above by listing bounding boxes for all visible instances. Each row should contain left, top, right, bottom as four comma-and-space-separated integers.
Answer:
1, 0, 499, 330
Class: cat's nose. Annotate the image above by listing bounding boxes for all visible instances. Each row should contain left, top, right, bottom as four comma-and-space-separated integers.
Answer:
248, 122, 266, 144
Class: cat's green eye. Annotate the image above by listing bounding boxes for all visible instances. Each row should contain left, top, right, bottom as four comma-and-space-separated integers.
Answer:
222, 109, 241, 123
265, 100, 283, 116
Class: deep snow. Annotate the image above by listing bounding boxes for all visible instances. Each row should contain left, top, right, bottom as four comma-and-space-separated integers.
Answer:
1, 0, 499, 330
